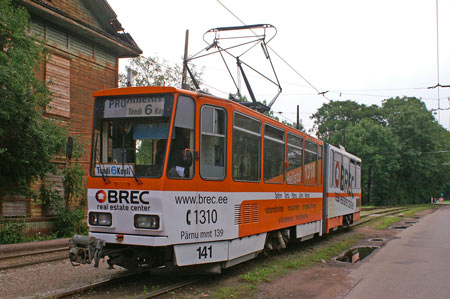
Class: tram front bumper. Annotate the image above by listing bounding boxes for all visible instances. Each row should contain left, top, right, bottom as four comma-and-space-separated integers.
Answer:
69, 235, 105, 267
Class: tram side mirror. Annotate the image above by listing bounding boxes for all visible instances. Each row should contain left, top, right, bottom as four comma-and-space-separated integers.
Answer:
66, 136, 73, 160
183, 149, 193, 167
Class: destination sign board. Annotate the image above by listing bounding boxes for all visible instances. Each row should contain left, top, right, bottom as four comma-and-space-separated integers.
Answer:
104, 96, 165, 118
94, 164, 134, 177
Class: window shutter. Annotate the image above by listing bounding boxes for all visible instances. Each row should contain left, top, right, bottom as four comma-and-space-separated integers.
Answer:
46, 54, 70, 118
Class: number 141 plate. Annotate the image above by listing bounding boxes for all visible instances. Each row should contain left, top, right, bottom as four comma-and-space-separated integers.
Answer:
174, 241, 229, 266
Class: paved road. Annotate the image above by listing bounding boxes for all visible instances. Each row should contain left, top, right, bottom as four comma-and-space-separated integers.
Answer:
345, 206, 450, 299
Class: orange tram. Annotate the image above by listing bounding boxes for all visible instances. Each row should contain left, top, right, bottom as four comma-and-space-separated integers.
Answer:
69, 86, 361, 271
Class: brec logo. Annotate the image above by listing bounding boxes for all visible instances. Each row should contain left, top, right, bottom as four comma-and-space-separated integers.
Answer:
95, 190, 150, 205
96, 190, 107, 203
334, 161, 355, 195
335, 161, 341, 187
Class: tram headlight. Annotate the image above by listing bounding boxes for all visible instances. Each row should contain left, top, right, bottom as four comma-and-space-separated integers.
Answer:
134, 214, 160, 229
89, 212, 112, 226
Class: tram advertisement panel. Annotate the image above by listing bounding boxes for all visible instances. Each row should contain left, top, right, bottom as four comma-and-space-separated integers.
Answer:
326, 148, 361, 218
88, 188, 238, 243
168, 191, 236, 244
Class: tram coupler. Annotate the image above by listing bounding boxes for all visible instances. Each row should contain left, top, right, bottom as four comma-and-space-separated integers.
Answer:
69, 235, 105, 267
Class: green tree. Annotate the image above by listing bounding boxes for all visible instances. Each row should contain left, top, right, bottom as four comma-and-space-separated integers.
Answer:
311, 100, 382, 144
0, 0, 66, 194
119, 55, 205, 89
345, 119, 400, 205
313, 97, 450, 205
381, 97, 450, 203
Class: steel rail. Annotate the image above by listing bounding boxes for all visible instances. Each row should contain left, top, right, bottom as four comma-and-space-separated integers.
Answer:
40, 271, 143, 299
360, 207, 405, 218
134, 276, 213, 299
354, 208, 409, 227
0, 246, 68, 261
0, 253, 67, 271
40, 270, 212, 299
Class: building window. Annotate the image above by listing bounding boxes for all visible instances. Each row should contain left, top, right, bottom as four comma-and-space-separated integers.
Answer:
46, 54, 70, 118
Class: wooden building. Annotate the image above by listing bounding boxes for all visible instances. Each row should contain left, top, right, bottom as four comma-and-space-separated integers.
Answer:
1, 0, 141, 231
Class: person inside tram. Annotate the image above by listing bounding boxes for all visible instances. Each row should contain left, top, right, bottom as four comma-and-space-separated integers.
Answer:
167, 127, 193, 178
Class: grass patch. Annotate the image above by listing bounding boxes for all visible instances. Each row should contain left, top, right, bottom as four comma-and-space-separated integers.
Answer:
402, 205, 435, 218
365, 204, 435, 230
211, 286, 244, 299
239, 233, 362, 285
372, 216, 402, 230
361, 205, 376, 210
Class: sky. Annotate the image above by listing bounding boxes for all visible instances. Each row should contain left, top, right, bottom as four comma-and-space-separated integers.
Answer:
107, 0, 450, 133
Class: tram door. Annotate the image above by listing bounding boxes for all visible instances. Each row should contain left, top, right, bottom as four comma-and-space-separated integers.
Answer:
167, 95, 196, 180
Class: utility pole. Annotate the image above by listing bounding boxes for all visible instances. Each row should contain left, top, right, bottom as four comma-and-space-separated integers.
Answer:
181, 29, 189, 89
296, 105, 300, 130
126, 67, 132, 87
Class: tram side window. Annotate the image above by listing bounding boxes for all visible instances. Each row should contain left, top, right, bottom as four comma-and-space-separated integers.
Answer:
350, 160, 356, 188
355, 161, 361, 189
200, 106, 226, 180
232, 112, 261, 182
343, 155, 350, 190
317, 145, 323, 185
304, 140, 317, 185
167, 95, 195, 179
286, 133, 303, 185
263, 125, 285, 183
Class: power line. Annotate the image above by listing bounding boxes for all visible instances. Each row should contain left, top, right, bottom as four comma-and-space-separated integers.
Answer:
331, 87, 430, 92
259, 91, 450, 102
436, 0, 441, 122
202, 83, 229, 96
279, 111, 315, 115
273, 111, 297, 124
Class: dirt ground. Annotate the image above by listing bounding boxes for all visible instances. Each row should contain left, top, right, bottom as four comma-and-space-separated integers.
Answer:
255, 225, 404, 299
165, 208, 435, 299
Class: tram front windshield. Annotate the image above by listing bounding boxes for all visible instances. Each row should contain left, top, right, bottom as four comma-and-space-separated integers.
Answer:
91, 94, 174, 178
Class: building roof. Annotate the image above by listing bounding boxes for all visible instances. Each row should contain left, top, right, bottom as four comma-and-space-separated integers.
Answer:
17, 0, 142, 57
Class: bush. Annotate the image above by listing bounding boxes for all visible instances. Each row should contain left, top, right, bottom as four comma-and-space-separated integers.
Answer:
55, 207, 88, 237
0, 218, 27, 244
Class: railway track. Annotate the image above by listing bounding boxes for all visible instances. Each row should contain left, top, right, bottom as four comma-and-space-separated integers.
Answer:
41, 270, 146, 299
0, 246, 68, 271
356, 207, 409, 226
41, 269, 213, 299
134, 276, 210, 299
360, 206, 405, 217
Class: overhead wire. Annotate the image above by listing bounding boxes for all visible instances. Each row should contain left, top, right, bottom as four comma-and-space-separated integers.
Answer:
273, 111, 297, 125
215, 0, 449, 106
195, 54, 438, 97
214, 0, 450, 123
216, 0, 331, 101
435, 0, 441, 122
